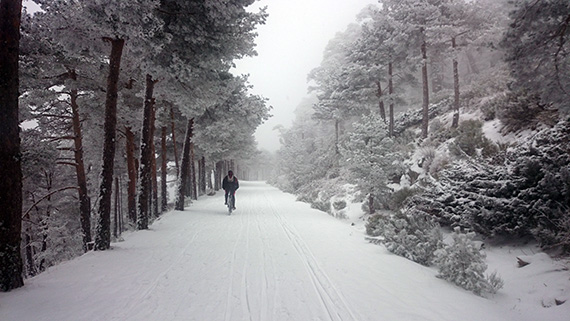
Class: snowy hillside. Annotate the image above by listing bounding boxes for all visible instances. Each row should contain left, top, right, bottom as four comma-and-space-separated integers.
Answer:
1, 181, 569, 321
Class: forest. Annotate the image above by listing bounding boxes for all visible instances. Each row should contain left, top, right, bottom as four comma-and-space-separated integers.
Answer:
272, 0, 570, 294
0, 0, 272, 291
0, 0, 569, 296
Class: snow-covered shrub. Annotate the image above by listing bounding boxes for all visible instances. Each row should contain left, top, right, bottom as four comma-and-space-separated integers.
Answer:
393, 99, 450, 136
434, 227, 503, 296
366, 214, 384, 237
389, 187, 419, 210
496, 89, 557, 133
311, 199, 331, 213
333, 200, 347, 210
450, 120, 498, 158
372, 208, 443, 266
419, 147, 450, 177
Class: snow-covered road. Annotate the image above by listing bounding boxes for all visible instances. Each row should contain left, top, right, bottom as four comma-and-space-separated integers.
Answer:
0, 181, 546, 320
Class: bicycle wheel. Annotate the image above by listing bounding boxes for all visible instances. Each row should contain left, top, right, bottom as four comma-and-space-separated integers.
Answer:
227, 194, 233, 215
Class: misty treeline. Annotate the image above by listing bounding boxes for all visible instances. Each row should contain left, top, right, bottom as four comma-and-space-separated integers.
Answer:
0, 0, 274, 291
274, 0, 570, 266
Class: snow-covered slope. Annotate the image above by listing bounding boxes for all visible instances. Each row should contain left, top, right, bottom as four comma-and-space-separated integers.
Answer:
1, 181, 568, 321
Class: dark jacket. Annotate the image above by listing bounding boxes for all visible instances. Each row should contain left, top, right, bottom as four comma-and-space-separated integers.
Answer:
222, 175, 239, 192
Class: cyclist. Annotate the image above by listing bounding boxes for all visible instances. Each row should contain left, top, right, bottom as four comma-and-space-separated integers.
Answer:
222, 170, 239, 210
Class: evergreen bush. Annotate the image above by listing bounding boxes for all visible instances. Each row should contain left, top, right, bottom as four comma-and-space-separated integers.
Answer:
373, 208, 443, 266
451, 120, 497, 158
434, 227, 503, 296
389, 187, 419, 210
496, 90, 549, 133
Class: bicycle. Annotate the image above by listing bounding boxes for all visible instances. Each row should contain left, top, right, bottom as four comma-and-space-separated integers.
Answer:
227, 192, 235, 215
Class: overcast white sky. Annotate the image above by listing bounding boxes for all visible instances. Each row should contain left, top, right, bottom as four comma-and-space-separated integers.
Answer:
232, 0, 379, 153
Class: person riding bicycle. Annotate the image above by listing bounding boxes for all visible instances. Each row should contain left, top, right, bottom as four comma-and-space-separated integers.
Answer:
222, 170, 239, 209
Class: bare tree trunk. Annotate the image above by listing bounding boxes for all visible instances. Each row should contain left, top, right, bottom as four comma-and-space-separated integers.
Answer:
161, 126, 168, 212
24, 223, 35, 276
0, 0, 24, 291
452, 37, 460, 128
94, 37, 124, 251
175, 118, 194, 211
137, 74, 156, 230
376, 81, 386, 122
150, 105, 159, 217
215, 161, 223, 191
125, 127, 137, 223
69, 79, 92, 252
421, 40, 430, 139
38, 170, 53, 272
170, 107, 180, 176
190, 143, 198, 200
113, 176, 119, 238
388, 62, 394, 137
207, 163, 213, 191
199, 156, 206, 196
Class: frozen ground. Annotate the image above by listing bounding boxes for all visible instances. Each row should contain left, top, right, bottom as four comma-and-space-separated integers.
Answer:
1, 181, 569, 321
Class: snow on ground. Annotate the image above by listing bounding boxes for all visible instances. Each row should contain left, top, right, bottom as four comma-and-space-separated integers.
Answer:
1, 181, 569, 321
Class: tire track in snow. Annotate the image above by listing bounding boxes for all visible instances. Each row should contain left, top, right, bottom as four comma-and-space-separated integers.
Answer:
240, 210, 253, 321
266, 193, 358, 321
254, 208, 270, 321
224, 211, 251, 321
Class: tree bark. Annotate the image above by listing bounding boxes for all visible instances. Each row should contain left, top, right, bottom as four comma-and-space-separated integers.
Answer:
214, 161, 223, 191
150, 102, 159, 217
388, 62, 394, 137
125, 127, 137, 222
376, 81, 386, 122
452, 37, 460, 128
190, 143, 198, 201
0, 0, 25, 291
170, 107, 180, 176
113, 176, 119, 238
161, 126, 168, 212
137, 74, 156, 230
421, 40, 430, 139
175, 118, 194, 211
199, 156, 206, 196
94, 37, 124, 251
69, 75, 92, 252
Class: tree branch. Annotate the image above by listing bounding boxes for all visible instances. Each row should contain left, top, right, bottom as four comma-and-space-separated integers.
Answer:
22, 186, 79, 219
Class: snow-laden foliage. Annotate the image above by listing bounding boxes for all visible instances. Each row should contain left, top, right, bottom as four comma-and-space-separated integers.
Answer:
449, 119, 498, 158
495, 89, 559, 133
503, 0, 570, 113
434, 227, 504, 296
342, 114, 406, 209
407, 119, 570, 251
367, 208, 443, 266
393, 99, 450, 136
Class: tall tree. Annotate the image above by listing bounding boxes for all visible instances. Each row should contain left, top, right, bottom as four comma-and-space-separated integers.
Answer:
383, 0, 462, 138
156, 0, 266, 210
352, 5, 416, 137
308, 24, 371, 153
137, 74, 157, 230
0, 0, 24, 291
503, 0, 570, 113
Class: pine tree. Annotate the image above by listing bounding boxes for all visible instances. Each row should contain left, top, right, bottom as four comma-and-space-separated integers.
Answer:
503, 0, 570, 112
0, 0, 25, 291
